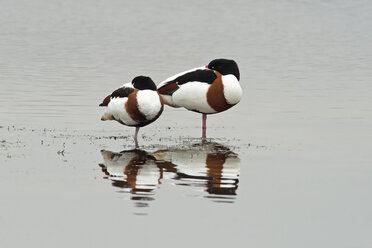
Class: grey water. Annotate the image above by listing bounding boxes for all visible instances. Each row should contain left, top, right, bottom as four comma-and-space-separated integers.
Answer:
0, 0, 372, 247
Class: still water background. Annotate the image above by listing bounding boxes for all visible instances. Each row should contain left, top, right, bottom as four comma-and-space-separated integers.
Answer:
1, 0, 371, 247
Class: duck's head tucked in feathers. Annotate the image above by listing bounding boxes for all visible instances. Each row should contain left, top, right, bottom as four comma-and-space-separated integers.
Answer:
207, 59, 240, 81
132, 76, 157, 91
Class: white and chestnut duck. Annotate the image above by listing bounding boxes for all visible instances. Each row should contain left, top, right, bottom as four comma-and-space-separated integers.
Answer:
99, 76, 163, 148
157, 59, 242, 138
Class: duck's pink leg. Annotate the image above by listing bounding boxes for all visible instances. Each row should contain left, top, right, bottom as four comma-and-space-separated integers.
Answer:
134, 127, 140, 148
202, 114, 207, 139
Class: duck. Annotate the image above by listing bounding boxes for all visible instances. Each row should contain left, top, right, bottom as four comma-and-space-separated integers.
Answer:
157, 58, 242, 138
99, 76, 164, 148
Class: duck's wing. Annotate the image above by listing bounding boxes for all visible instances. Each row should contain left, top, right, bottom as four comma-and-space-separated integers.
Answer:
157, 67, 217, 96
99, 84, 135, 107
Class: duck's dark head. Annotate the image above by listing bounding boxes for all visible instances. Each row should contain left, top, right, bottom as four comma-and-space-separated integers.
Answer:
132, 76, 157, 90
206, 59, 240, 81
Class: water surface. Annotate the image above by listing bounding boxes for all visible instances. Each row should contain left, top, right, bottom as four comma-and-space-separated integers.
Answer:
0, 0, 371, 247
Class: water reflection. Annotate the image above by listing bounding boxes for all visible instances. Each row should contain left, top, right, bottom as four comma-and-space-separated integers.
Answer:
99, 141, 240, 210
154, 142, 240, 202
99, 149, 175, 208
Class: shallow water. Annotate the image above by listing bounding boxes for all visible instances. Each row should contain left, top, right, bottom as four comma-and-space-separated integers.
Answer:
1, 0, 372, 247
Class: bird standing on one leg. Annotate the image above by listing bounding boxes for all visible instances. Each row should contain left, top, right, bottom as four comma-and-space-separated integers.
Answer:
157, 58, 242, 138
99, 76, 164, 148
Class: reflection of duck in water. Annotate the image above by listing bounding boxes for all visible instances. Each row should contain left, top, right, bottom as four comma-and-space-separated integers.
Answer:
101, 149, 156, 193
100, 149, 176, 194
154, 142, 240, 200
99, 141, 240, 207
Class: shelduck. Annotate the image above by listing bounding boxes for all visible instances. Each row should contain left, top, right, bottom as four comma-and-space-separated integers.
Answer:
157, 59, 242, 138
99, 76, 164, 148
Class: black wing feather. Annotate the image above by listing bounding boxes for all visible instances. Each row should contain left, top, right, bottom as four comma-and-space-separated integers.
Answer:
176, 69, 217, 85
111, 87, 134, 98
158, 69, 217, 96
